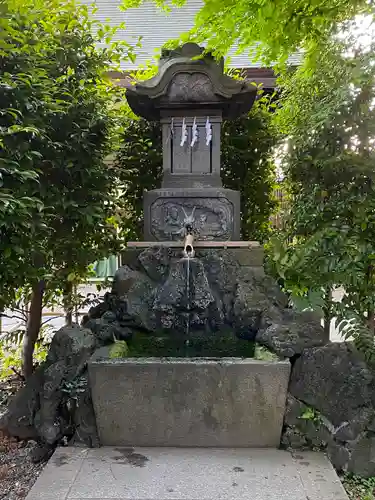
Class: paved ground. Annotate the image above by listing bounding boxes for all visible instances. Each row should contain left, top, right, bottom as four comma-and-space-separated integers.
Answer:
25, 447, 348, 500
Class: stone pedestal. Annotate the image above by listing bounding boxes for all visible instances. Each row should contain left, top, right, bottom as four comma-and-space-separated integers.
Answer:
122, 243, 265, 275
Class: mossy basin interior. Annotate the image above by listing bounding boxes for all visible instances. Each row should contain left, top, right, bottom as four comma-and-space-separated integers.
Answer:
104, 332, 278, 361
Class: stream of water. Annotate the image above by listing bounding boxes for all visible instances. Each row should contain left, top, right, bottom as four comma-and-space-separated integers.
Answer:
185, 255, 191, 356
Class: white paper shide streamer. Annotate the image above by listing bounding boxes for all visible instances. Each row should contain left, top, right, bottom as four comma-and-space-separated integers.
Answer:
166, 118, 174, 144
205, 116, 212, 145
190, 117, 198, 147
170, 118, 174, 139
180, 117, 188, 147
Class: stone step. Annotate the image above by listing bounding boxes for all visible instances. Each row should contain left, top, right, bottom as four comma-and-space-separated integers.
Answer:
26, 447, 349, 500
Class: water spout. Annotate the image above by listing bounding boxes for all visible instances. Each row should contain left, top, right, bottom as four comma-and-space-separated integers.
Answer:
183, 232, 195, 258
185, 254, 191, 354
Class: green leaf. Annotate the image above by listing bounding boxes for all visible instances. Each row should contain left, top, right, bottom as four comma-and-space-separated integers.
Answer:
109, 339, 129, 358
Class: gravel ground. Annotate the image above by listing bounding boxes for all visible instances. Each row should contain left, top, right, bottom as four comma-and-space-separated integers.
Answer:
0, 436, 45, 500
0, 377, 46, 500
342, 474, 375, 500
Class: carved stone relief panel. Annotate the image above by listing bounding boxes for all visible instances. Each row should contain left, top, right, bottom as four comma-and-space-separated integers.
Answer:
166, 73, 219, 103
150, 197, 234, 241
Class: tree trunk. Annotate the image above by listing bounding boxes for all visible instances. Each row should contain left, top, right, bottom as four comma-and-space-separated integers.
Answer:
65, 309, 73, 326
367, 309, 375, 340
23, 280, 45, 379
365, 264, 375, 340
322, 286, 332, 341
63, 281, 73, 327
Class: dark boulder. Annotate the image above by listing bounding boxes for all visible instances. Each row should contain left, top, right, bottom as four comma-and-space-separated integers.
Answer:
282, 342, 375, 478
0, 325, 99, 458
257, 310, 327, 358
138, 245, 172, 282
289, 343, 375, 426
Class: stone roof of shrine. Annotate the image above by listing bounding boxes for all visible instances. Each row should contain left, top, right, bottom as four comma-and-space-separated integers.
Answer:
124, 43, 258, 121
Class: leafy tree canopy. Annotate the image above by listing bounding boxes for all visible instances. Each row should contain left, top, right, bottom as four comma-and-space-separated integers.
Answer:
121, 0, 373, 66
271, 22, 375, 352
0, 0, 136, 375
0, 0, 135, 309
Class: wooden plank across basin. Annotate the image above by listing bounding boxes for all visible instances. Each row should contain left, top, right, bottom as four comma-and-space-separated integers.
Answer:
126, 240, 261, 248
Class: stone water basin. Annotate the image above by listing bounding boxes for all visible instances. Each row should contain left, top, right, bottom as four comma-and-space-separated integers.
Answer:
88, 349, 290, 448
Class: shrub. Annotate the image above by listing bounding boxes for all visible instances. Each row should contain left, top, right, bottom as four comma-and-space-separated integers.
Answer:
0, 0, 135, 376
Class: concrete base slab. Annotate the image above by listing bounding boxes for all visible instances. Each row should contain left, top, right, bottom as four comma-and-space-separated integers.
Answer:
26, 447, 349, 500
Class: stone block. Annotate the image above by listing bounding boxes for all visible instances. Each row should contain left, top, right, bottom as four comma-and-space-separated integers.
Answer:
88, 357, 290, 447
143, 187, 240, 241
327, 442, 350, 473
348, 435, 375, 478
230, 247, 264, 267
120, 247, 142, 268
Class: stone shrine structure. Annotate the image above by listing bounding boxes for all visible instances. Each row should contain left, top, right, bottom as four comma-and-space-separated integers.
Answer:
126, 43, 257, 241
3, 43, 373, 480
9, 43, 373, 479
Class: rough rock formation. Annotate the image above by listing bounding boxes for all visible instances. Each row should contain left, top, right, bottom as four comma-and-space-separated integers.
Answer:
0, 247, 343, 467
281, 343, 375, 478
0, 247, 326, 459
0, 325, 100, 461
84, 247, 325, 346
